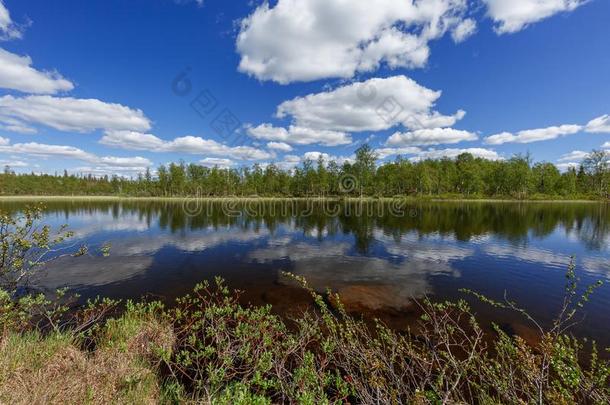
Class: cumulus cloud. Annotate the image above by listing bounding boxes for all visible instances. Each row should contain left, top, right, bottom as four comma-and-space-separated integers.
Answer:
74, 166, 150, 176
556, 162, 580, 171
200, 158, 234, 168
272, 154, 302, 171
151, 135, 272, 161
413, 147, 502, 161
0, 141, 152, 173
100, 130, 273, 161
276, 76, 465, 133
451, 18, 477, 42
237, 0, 472, 83
0, 1, 22, 40
0, 49, 74, 94
375, 145, 501, 161
266, 141, 293, 152
0, 135, 8, 145
0, 95, 151, 134
0, 142, 95, 161
265, 152, 354, 171
557, 150, 589, 162
585, 115, 610, 134
484, 124, 582, 145
603, 142, 610, 149
387, 127, 477, 147
99, 130, 164, 150
0, 116, 37, 134
247, 124, 351, 146
375, 147, 422, 160
0, 159, 27, 168
302, 151, 354, 166
97, 156, 151, 167
483, 0, 588, 34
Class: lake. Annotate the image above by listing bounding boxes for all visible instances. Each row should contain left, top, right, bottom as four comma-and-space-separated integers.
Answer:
2, 199, 609, 345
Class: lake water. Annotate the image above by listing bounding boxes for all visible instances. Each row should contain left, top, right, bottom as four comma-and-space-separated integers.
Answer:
2, 199, 609, 345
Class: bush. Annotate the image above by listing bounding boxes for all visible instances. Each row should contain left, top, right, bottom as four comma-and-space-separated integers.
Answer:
0, 204, 109, 293
156, 271, 610, 403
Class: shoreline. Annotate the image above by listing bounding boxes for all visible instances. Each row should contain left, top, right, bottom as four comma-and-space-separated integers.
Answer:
0, 195, 606, 203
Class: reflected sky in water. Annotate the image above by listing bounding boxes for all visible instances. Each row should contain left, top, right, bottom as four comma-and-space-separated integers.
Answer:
2, 200, 609, 344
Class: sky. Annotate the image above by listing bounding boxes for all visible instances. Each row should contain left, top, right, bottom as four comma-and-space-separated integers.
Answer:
0, 0, 609, 177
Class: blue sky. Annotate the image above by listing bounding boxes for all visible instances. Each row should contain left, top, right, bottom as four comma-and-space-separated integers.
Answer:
0, 0, 609, 176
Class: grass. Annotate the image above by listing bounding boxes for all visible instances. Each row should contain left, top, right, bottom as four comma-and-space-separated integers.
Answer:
0, 289, 173, 404
0, 331, 162, 404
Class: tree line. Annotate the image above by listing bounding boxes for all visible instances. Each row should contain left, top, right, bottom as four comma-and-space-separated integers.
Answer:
1, 146, 608, 199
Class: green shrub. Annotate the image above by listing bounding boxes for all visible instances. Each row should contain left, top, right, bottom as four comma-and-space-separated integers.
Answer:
155, 270, 609, 403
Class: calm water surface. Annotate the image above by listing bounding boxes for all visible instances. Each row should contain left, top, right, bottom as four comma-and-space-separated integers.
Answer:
2, 200, 609, 345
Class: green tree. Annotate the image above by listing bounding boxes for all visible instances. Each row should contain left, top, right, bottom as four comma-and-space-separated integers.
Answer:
507, 155, 531, 198
157, 165, 169, 196
455, 153, 482, 195
354, 144, 377, 197
583, 150, 609, 197
532, 162, 561, 195
316, 155, 329, 196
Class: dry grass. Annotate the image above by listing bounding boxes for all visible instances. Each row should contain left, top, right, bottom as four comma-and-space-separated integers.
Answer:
0, 306, 174, 405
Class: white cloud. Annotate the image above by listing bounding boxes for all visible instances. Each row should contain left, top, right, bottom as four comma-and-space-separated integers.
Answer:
200, 158, 234, 168
585, 115, 610, 134
387, 127, 477, 147
266, 152, 354, 171
603, 142, 610, 149
375, 147, 421, 160
266, 141, 293, 152
97, 156, 151, 167
484, 124, 582, 145
174, 0, 204, 6
0, 95, 151, 133
0, 116, 37, 134
247, 124, 351, 146
0, 49, 74, 94
451, 18, 477, 42
0, 141, 152, 170
75, 166, 150, 176
272, 154, 302, 170
557, 150, 589, 162
0, 1, 21, 40
0, 142, 93, 161
302, 151, 327, 162
556, 162, 580, 171
482, 132, 513, 145
237, 0, 471, 83
100, 130, 164, 150
161, 136, 274, 161
100, 130, 273, 161
0, 135, 8, 145
276, 76, 465, 133
483, 0, 587, 34
302, 151, 354, 166
413, 147, 502, 161
0, 159, 27, 168
158, 136, 273, 161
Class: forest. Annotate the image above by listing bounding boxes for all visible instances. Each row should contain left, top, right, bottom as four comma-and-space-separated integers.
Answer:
1, 146, 608, 199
